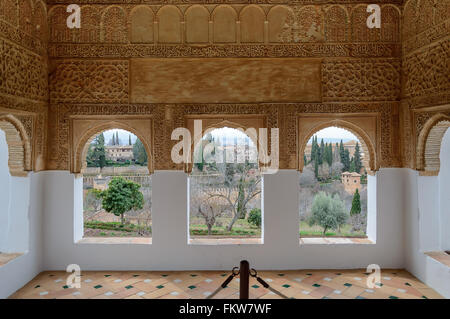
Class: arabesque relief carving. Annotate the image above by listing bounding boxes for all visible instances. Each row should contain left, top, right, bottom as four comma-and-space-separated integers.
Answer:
47, 4, 401, 46
0, 0, 48, 172
399, 0, 450, 173
0, 0, 448, 175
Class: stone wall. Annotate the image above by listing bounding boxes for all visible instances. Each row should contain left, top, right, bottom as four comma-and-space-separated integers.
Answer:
0, 0, 48, 173
400, 0, 450, 174
46, 1, 403, 172
0, 0, 448, 175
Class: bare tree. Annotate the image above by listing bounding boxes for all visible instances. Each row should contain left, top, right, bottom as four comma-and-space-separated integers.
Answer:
194, 162, 261, 232
197, 201, 220, 235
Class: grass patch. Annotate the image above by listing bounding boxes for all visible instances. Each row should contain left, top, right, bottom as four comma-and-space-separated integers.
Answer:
299, 221, 366, 238
85, 221, 151, 234
189, 217, 261, 237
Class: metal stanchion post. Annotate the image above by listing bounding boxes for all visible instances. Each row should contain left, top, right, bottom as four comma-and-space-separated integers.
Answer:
239, 260, 250, 299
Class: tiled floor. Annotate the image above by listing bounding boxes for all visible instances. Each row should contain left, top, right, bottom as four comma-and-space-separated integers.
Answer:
0, 253, 23, 266
9, 269, 443, 299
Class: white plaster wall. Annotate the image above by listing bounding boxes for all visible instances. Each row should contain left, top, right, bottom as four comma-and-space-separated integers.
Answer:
0, 131, 44, 298
0, 130, 11, 252
417, 176, 440, 251
439, 129, 450, 250
404, 168, 450, 298
0, 172, 44, 298
42, 169, 404, 271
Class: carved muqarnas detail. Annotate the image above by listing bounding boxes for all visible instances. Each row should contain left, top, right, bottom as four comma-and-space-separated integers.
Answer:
50, 60, 129, 103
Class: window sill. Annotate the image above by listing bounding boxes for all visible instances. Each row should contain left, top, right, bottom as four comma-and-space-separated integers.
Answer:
77, 237, 152, 245
0, 253, 23, 267
188, 237, 262, 245
425, 251, 450, 268
300, 237, 374, 245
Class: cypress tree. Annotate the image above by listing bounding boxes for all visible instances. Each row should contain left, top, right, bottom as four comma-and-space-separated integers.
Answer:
350, 188, 361, 216
314, 157, 319, 179
319, 138, 324, 165
354, 142, 362, 173
343, 149, 351, 171
310, 135, 317, 163
129, 135, 132, 145
339, 140, 345, 164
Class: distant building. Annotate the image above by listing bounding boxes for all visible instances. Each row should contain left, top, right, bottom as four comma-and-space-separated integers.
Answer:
341, 171, 361, 194
93, 176, 108, 191
105, 145, 133, 162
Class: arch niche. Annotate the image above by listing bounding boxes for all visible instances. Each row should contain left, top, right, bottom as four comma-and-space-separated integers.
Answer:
0, 114, 32, 177
70, 118, 154, 175
298, 117, 377, 174
416, 113, 450, 175
184, 116, 266, 173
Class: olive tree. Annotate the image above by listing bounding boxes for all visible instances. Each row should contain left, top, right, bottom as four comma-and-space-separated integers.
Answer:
309, 192, 348, 236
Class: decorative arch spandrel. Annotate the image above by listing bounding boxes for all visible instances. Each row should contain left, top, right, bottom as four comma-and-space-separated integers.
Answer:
70, 117, 154, 175
297, 115, 379, 174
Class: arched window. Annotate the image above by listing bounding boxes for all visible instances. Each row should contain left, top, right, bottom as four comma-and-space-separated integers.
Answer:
188, 127, 262, 244
299, 127, 370, 243
79, 129, 152, 244
0, 128, 29, 265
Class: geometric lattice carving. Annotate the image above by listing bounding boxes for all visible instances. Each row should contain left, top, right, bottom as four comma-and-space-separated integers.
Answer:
33, 0, 48, 43
279, 5, 324, 42
49, 60, 129, 103
101, 6, 127, 43
351, 5, 380, 42
403, 40, 450, 99
0, 39, 48, 101
323, 59, 400, 101
324, 5, 349, 42
0, 114, 32, 177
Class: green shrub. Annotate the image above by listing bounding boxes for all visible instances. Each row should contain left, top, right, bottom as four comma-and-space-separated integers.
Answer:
247, 208, 262, 228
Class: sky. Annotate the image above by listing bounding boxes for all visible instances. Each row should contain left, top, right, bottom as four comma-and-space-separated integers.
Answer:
101, 129, 137, 145
307, 127, 358, 144
96, 126, 357, 146
209, 127, 254, 146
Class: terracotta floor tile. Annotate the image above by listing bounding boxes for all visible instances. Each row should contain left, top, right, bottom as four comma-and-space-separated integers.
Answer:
9, 269, 441, 300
